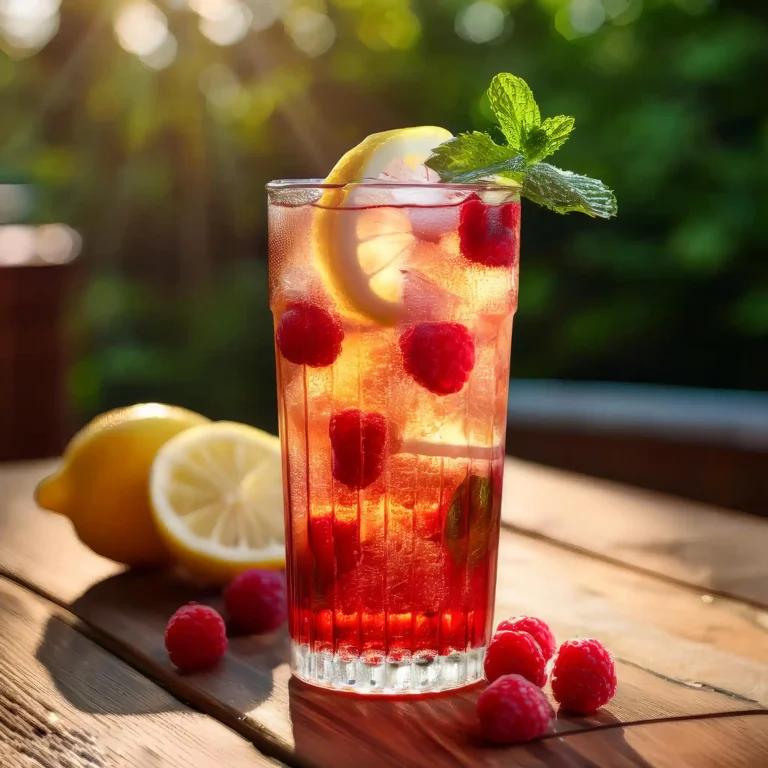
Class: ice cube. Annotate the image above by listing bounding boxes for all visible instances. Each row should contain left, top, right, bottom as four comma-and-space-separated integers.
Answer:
270, 266, 331, 316
401, 268, 464, 323
409, 204, 461, 243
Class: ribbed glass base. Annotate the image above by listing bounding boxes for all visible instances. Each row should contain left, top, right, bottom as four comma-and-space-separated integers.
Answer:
291, 642, 486, 695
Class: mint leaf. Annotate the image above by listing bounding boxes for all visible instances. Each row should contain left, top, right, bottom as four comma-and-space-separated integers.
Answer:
537, 115, 575, 162
448, 156, 526, 184
519, 126, 546, 166
426, 132, 524, 183
523, 162, 617, 218
444, 473, 495, 566
520, 116, 575, 164
488, 73, 541, 154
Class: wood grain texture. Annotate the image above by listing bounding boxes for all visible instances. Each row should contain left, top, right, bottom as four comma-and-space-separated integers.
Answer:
502, 458, 768, 607
25, 569, 764, 766
493, 535, 768, 706
0, 577, 278, 768
285, 680, 766, 768
504, 715, 768, 768
1, 460, 766, 768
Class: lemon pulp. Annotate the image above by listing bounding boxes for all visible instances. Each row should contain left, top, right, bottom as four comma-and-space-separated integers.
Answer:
150, 421, 285, 585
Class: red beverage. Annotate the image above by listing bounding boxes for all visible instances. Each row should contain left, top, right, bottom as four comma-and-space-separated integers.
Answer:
269, 179, 519, 693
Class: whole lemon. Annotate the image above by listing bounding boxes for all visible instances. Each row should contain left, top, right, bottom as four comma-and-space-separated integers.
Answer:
35, 404, 209, 567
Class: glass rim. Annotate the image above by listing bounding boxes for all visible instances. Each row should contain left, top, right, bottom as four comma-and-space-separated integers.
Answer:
266, 178, 521, 192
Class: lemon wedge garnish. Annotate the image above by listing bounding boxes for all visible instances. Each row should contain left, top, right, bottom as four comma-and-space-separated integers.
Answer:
150, 422, 285, 585
314, 126, 453, 326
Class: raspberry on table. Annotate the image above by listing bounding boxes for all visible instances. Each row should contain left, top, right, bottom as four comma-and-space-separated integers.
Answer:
164, 602, 228, 672
399, 321, 475, 396
459, 197, 520, 268
484, 630, 548, 687
477, 674, 554, 744
496, 616, 557, 662
276, 301, 344, 367
224, 569, 287, 635
329, 408, 389, 489
551, 638, 617, 714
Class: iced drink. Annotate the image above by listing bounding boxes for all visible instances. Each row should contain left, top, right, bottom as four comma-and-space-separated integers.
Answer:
269, 177, 519, 694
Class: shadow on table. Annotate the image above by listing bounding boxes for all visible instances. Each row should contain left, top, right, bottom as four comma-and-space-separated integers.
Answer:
288, 677, 633, 767
288, 676, 482, 767
36, 569, 286, 716
522, 727, 655, 766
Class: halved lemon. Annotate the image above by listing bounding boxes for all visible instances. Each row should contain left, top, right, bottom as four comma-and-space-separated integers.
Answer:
150, 422, 285, 585
314, 126, 453, 326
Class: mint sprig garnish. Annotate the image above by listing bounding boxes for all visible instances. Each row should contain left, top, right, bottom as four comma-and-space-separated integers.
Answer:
426, 73, 617, 219
427, 132, 526, 184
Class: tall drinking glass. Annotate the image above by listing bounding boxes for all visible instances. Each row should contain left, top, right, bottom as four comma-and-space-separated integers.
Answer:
268, 180, 520, 694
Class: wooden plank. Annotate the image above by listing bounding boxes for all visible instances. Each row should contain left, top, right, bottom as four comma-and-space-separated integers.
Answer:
505, 380, 768, 515
493, 535, 768, 707
507, 424, 767, 516
1, 460, 766, 768
502, 458, 768, 607
286, 682, 766, 768
0, 265, 72, 461
505, 380, 768, 449
0, 461, 122, 603
0, 577, 278, 768
38, 570, 760, 760
507, 715, 768, 768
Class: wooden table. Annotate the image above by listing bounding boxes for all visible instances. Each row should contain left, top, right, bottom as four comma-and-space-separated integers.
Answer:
1, 458, 767, 767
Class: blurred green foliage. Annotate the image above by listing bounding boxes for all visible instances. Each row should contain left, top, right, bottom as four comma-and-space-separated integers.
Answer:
1, 0, 766, 431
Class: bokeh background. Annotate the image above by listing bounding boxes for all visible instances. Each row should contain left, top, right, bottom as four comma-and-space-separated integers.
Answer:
1, 0, 766, 509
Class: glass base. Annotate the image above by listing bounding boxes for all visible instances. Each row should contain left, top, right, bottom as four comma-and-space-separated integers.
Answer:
291, 641, 486, 695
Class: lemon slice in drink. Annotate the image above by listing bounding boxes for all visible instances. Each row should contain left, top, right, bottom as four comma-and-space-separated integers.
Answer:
150, 422, 285, 585
314, 126, 453, 326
